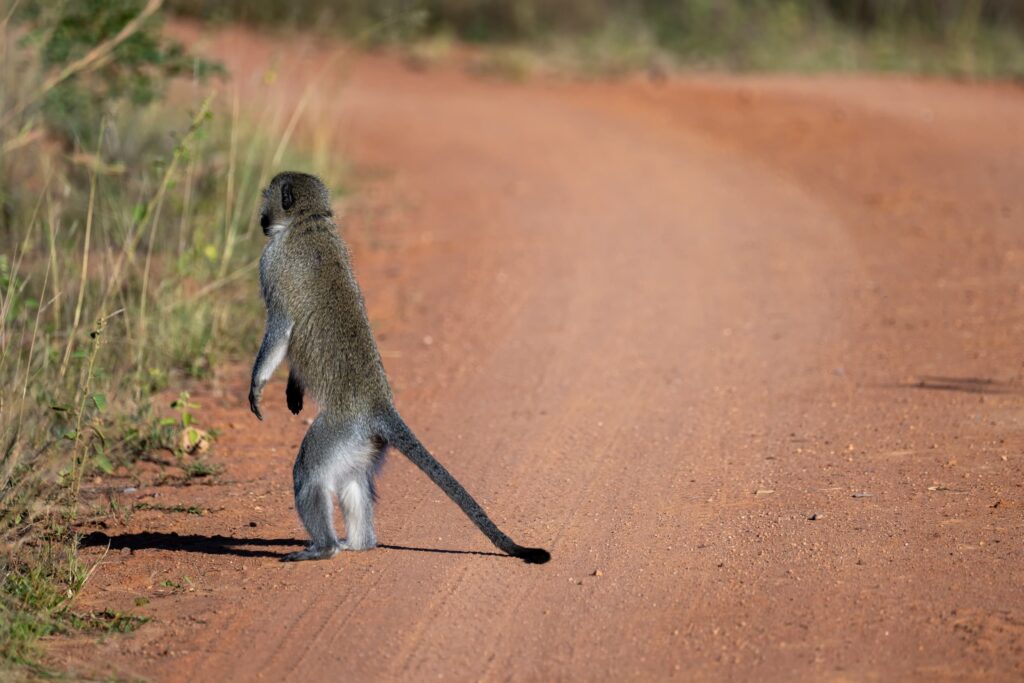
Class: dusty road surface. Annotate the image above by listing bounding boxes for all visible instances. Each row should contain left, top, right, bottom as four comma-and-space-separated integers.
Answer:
54, 23, 1024, 681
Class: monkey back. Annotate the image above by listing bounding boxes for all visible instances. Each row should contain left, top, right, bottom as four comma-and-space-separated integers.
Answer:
268, 218, 393, 421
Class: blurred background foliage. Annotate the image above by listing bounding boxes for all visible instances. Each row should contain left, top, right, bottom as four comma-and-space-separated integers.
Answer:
18, 0, 211, 145
168, 0, 1024, 77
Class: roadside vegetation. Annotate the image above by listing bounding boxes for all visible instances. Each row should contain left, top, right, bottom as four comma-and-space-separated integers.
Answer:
169, 0, 1024, 78
0, 0, 338, 675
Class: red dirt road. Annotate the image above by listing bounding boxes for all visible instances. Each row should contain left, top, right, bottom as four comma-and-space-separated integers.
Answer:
56, 25, 1024, 681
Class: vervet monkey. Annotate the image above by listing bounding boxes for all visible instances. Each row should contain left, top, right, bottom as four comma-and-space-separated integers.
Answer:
250, 172, 550, 564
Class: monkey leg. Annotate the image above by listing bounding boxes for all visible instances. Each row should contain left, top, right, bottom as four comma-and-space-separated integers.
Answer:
338, 473, 377, 551
284, 479, 340, 561
284, 423, 342, 562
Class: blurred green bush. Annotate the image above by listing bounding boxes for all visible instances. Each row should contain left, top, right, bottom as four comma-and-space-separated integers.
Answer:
169, 0, 1024, 76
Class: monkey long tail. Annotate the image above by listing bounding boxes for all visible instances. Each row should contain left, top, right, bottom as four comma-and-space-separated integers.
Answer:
380, 410, 550, 565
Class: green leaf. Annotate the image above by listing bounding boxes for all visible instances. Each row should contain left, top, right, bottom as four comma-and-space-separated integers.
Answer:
94, 453, 114, 475
132, 203, 147, 223
63, 429, 78, 440
158, 417, 176, 427
91, 393, 108, 411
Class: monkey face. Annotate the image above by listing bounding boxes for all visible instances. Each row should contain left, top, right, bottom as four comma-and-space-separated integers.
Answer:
258, 179, 292, 237
259, 171, 332, 237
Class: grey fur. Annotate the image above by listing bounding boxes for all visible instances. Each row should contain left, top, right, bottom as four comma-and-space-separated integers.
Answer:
250, 171, 550, 564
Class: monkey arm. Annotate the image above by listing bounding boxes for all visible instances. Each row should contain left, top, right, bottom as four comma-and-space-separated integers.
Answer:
249, 307, 292, 421
286, 368, 304, 415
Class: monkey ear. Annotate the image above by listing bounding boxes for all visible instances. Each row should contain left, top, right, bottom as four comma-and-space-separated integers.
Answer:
281, 183, 295, 211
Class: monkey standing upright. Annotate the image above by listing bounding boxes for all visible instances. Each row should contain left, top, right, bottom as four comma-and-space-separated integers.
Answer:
249, 171, 550, 564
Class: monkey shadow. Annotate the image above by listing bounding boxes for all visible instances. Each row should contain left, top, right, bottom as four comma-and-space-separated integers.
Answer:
80, 531, 509, 560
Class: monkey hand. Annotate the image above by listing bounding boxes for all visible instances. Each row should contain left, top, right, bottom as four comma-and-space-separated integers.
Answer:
249, 382, 264, 421
286, 373, 304, 415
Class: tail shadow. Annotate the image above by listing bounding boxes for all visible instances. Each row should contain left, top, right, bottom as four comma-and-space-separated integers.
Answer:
377, 543, 508, 559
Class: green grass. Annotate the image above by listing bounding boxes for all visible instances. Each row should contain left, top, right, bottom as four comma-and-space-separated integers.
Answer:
0, 0, 343, 675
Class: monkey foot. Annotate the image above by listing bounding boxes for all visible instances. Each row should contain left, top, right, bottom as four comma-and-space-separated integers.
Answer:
337, 539, 377, 552
281, 545, 339, 562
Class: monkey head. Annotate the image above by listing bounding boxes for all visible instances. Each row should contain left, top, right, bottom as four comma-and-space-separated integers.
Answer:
259, 171, 333, 237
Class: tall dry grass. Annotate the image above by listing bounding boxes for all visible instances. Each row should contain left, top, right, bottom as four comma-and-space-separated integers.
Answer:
0, 0, 343, 671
